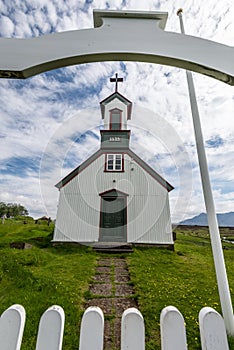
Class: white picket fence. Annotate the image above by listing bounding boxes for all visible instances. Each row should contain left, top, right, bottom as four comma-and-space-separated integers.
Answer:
0, 304, 230, 350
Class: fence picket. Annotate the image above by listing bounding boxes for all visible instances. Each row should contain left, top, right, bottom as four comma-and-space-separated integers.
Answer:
199, 307, 229, 350
79, 306, 104, 350
160, 306, 187, 350
36, 305, 65, 350
1, 303, 231, 349
121, 307, 145, 350
0, 304, 25, 350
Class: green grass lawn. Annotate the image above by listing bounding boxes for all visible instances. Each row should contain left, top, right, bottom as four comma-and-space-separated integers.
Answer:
0, 219, 97, 349
0, 219, 233, 349
127, 227, 234, 350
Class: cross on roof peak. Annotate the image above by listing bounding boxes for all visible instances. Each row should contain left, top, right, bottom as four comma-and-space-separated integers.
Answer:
110, 73, 123, 92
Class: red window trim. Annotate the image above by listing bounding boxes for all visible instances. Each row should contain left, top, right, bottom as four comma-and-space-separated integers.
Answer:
109, 108, 122, 130
104, 153, 125, 172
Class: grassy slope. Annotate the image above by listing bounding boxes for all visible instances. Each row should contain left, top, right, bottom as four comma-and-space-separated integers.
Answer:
0, 219, 97, 350
127, 227, 234, 350
0, 220, 233, 349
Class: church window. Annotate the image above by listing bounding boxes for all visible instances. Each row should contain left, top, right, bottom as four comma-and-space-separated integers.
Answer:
110, 109, 122, 130
106, 154, 123, 171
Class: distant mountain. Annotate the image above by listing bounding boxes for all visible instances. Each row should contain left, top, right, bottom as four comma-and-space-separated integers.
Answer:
179, 212, 234, 227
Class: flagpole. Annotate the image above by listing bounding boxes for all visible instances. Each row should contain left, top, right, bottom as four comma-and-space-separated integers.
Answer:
177, 8, 234, 335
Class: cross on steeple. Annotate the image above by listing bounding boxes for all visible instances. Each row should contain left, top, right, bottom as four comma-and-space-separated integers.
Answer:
110, 73, 123, 92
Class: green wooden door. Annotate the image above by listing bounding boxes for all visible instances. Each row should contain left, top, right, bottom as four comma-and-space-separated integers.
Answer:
99, 194, 127, 242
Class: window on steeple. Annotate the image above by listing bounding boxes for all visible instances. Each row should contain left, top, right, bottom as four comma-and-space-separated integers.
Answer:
110, 108, 122, 130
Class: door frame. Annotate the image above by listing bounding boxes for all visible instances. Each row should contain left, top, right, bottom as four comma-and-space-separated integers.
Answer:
99, 189, 128, 242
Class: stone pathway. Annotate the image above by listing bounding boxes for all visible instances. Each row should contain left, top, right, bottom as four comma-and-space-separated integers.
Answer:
85, 257, 138, 350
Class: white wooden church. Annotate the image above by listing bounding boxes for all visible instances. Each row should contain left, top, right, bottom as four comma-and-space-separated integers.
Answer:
53, 75, 174, 247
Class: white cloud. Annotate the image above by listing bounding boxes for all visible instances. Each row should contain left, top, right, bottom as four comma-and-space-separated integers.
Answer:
0, 15, 14, 37
0, 0, 233, 221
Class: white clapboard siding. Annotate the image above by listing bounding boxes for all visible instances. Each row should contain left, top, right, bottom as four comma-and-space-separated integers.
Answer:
103, 98, 128, 130
0, 304, 25, 350
54, 153, 173, 244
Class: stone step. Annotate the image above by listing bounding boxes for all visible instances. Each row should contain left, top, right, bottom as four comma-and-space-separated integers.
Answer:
94, 248, 133, 253
93, 242, 133, 253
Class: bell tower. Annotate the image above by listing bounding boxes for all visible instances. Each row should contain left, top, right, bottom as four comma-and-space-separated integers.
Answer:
100, 74, 132, 150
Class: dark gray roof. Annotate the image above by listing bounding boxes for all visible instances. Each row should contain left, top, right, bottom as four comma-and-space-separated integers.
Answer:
55, 148, 173, 192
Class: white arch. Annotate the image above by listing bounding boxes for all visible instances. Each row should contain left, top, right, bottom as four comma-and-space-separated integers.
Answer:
0, 10, 233, 84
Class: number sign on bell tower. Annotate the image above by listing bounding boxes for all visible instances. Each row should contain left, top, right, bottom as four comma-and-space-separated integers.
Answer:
100, 74, 132, 150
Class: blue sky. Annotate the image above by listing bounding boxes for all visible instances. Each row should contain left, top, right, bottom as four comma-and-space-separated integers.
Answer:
0, 0, 233, 221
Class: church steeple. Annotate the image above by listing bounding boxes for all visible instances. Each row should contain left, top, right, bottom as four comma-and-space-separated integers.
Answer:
100, 74, 132, 130
100, 75, 132, 150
